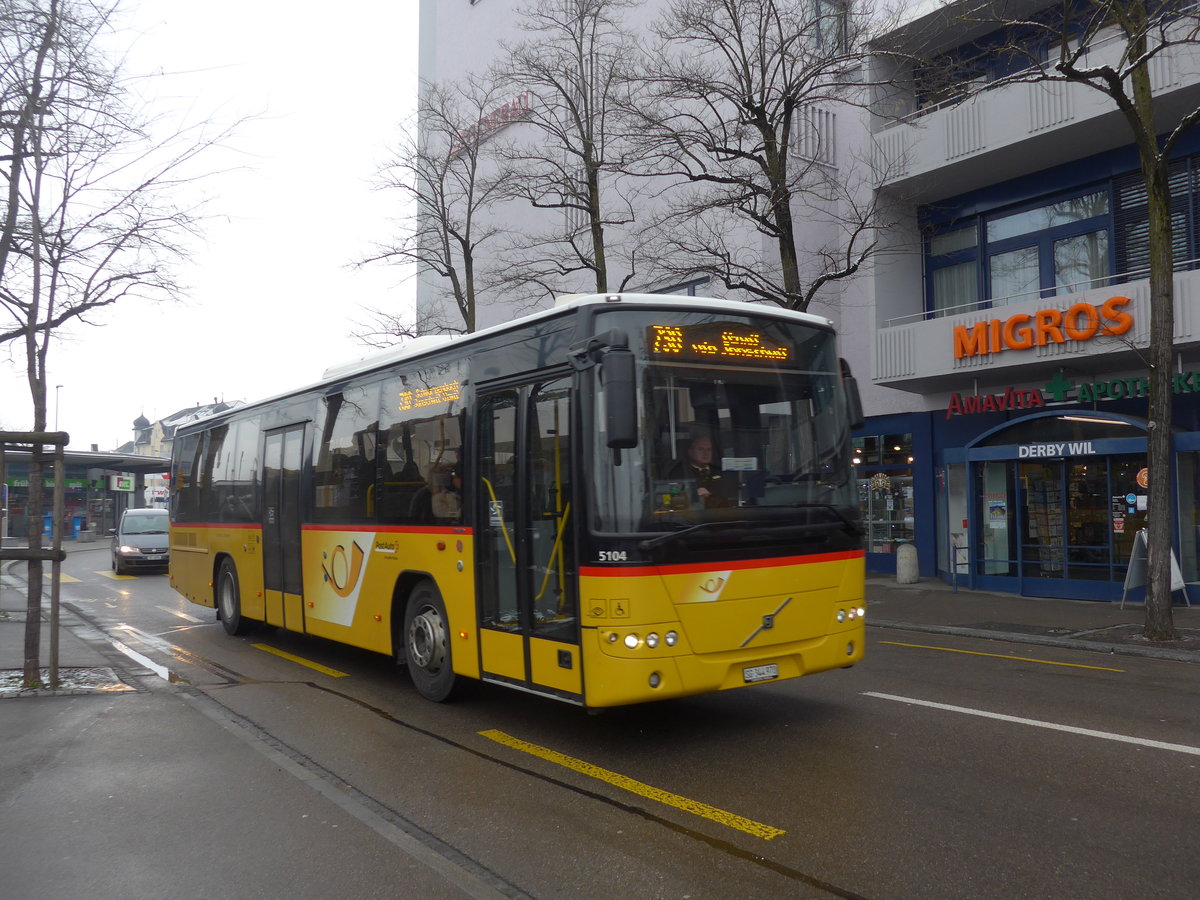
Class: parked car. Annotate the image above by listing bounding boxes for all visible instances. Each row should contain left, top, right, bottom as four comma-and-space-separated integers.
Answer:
110, 508, 170, 575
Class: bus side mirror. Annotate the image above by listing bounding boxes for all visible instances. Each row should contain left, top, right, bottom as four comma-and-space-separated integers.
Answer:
840, 358, 864, 431
602, 348, 638, 449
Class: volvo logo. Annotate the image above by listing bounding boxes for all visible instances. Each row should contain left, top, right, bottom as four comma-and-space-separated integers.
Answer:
741, 598, 792, 648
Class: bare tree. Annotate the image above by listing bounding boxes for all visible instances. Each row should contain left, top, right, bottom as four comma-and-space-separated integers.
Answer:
491, 0, 642, 306
356, 76, 513, 341
627, 0, 888, 311
925, 0, 1200, 640
1, 0, 232, 685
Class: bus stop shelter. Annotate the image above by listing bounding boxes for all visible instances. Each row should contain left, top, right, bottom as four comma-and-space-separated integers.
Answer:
1, 444, 170, 546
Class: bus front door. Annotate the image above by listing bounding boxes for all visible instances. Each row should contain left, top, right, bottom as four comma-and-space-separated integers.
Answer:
476, 380, 580, 701
262, 424, 306, 631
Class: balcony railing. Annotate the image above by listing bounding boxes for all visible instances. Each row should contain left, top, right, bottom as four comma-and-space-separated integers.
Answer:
877, 15, 1188, 132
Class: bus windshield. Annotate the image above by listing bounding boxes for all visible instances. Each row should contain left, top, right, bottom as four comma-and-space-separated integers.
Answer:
590, 311, 857, 537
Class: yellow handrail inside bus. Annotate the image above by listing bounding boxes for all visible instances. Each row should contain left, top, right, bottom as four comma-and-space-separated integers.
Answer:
534, 502, 571, 604
480, 475, 517, 564
550, 399, 568, 613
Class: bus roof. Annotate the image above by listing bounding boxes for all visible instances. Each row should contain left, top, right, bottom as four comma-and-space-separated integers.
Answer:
323, 294, 833, 379
182, 293, 835, 432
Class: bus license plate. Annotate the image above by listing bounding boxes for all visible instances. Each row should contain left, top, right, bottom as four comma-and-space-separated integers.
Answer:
743, 664, 778, 683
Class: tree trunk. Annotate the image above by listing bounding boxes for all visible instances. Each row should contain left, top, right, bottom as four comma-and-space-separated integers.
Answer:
1142, 157, 1178, 640
588, 161, 608, 292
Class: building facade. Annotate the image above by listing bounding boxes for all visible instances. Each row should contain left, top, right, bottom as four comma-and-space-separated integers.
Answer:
865, 1, 1200, 601
419, 0, 1200, 602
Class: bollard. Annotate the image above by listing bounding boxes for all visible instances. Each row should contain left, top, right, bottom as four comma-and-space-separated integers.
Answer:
896, 542, 918, 584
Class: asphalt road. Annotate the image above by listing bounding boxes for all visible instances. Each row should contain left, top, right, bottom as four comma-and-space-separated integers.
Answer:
7, 547, 1199, 899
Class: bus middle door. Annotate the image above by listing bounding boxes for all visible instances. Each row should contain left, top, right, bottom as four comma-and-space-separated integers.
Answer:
476, 379, 580, 701
262, 424, 306, 631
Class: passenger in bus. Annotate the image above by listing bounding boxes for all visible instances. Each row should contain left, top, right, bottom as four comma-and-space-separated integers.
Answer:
668, 434, 735, 508
409, 462, 462, 523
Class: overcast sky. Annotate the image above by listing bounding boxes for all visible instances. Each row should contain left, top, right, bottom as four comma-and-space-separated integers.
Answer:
0, 1, 418, 451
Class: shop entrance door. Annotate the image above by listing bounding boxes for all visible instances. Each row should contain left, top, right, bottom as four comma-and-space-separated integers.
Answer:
1018, 461, 1066, 596
964, 413, 1152, 601
1013, 455, 1148, 599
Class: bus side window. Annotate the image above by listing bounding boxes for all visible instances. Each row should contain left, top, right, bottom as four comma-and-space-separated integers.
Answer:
314, 383, 380, 523
378, 424, 424, 522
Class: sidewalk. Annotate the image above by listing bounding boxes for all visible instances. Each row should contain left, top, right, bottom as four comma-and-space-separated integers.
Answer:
1, 541, 135, 696
866, 574, 1200, 663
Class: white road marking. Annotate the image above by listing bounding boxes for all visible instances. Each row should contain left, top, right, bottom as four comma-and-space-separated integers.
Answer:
863, 691, 1200, 757
109, 638, 171, 681
156, 605, 203, 623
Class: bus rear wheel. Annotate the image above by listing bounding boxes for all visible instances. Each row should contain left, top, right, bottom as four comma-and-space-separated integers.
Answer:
217, 559, 251, 636
403, 582, 459, 702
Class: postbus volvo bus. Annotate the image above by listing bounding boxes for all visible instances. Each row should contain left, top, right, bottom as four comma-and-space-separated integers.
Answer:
169, 293, 866, 707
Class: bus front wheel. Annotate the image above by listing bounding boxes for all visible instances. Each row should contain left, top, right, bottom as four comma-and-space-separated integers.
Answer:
403, 582, 459, 702
217, 559, 251, 636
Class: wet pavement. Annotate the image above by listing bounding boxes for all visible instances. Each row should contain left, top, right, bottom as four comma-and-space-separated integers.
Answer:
1, 544, 1196, 898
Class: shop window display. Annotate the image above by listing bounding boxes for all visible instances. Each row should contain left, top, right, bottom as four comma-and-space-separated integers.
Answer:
855, 433, 914, 553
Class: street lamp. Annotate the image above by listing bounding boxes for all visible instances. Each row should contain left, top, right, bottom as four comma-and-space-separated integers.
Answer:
55, 384, 63, 431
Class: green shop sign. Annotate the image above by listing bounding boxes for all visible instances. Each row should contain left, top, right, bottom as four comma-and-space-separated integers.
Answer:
4, 477, 93, 490
946, 370, 1200, 419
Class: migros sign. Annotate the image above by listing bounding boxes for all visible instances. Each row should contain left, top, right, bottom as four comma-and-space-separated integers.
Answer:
952, 296, 1133, 359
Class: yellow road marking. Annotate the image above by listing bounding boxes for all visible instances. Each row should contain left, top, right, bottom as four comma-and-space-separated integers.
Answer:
97, 570, 135, 580
879, 640, 1125, 672
479, 729, 785, 840
44, 572, 81, 583
252, 643, 349, 678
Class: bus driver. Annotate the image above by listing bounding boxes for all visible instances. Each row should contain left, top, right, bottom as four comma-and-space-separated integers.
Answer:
669, 434, 734, 508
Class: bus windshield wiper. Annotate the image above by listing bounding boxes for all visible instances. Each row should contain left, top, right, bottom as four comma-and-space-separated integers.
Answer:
640, 519, 751, 550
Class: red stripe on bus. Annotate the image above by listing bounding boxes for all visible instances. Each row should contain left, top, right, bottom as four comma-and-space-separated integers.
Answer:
579, 549, 864, 578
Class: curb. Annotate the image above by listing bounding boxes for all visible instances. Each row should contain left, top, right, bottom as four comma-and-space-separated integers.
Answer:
868, 619, 1200, 664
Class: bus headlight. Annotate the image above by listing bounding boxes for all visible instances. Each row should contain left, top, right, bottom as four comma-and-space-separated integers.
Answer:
665, 631, 678, 647
624, 633, 640, 649
645, 633, 660, 649
836, 609, 846, 623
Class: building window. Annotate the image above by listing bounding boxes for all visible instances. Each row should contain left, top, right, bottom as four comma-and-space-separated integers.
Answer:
853, 433, 914, 554
925, 185, 1119, 314
1114, 161, 1196, 279
984, 188, 1111, 304
926, 224, 979, 314
814, 0, 849, 54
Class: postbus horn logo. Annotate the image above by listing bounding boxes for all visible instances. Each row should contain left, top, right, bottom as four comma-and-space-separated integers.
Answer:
322, 541, 366, 598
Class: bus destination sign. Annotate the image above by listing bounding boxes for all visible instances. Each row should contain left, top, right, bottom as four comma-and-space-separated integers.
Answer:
647, 323, 790, 364
397, 380, 461, 412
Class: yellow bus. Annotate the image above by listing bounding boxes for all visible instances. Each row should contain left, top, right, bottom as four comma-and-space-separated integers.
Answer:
169, 294, 866, 707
